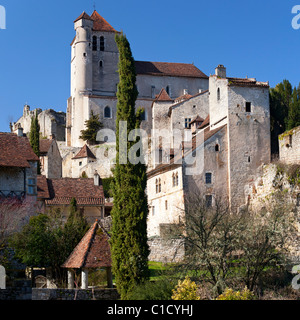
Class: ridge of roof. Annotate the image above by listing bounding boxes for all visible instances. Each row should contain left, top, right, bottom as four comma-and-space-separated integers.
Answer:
90, 10, 117, 32
72, 144, 97, 160
74, 11, 93, 23
155, 88, 173, 102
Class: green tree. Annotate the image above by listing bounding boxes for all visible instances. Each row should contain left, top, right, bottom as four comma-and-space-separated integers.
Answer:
79, 110, 103, 145
110, 33, 149, 300
287, 86, 300, 130
29, 114, 41, 174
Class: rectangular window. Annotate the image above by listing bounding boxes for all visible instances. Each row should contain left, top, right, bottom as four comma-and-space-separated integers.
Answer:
165, 200, 168, 210
246, 102, 251, 113
205, 195, 213, 208
205, 172, 212, 184
185, 118, 192, 128
27, 178, 36, 195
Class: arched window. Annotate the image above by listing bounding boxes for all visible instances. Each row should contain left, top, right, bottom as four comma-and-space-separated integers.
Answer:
92, 36, 97, 51
99, 60, 103, 68
100, 36, 105, 51
104, 106, 111, 119
217, 88, 220, 101
215, 144, 220, 152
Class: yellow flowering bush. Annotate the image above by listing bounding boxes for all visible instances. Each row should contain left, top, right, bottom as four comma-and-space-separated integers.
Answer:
216, 287, 255, 300
171, 276, 201, 300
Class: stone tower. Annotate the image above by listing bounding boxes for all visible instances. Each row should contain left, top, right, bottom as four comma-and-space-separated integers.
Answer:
209, 65, 271, 212
66, 11, 120, 147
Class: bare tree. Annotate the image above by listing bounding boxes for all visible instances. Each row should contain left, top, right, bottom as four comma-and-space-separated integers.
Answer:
177, 191, 297, 295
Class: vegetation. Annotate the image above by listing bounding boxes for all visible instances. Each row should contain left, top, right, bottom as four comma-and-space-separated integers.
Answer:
216, 287, 255, 300
10, 201, 89, 286
110, 33, 149, 300
102, 177, 114, 198
29, 114, 41, 174
79, 110, 103, 145
171, 276, 201, 300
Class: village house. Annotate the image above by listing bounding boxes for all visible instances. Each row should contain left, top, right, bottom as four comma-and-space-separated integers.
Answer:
39, 138, 62, 179
37, 171, 109, 224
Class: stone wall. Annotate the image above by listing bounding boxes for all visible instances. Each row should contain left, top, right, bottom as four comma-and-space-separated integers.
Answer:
279, 126, 300, 164
0, 280, 32, 300
148, 237, 185, 263
32, 288, 120, 300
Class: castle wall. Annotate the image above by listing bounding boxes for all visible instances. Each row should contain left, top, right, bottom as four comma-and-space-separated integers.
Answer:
279, 126, 300, 164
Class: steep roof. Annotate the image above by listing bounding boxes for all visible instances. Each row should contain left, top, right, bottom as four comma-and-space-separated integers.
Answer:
37, 175, 50, 199
90, 10, 117, 32
155, 88, 173, 102
198, 115, 210, 129
74, 11, 93, 23
72, 145, 97, 160
39, 139, 53, 155
0, 133, 39, 168
135, 61, 208, 79
190, 115, 205, 125
39, 178, 104, 206
62, 221, 112, 269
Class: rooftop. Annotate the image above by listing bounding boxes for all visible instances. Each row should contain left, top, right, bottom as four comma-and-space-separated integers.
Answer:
72, 144, 97, 160
0, 133, 39, 168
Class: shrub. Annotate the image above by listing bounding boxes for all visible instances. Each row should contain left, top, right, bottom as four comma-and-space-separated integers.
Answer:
216, 287, 255, 300
171, 276, 200, 300
127, 277, 176, 300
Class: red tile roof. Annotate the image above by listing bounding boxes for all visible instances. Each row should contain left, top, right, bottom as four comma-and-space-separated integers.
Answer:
39, 139, 53, 155
227, 77, 269, 88
37, 175, 50, 199
72, 145, 96, 160
135, 61, 208, 79
90, 10, 117, 32
155, 88, 173, 102
198, 115, 210, 129
190, 115, 204, 125
62, 221, 112, 269
74, 11, 94, 23
0, 133, 39, 168
38, 178, 104, 206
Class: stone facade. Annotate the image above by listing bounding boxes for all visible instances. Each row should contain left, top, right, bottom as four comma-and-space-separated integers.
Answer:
12, 105, 66, 141
279, 125, 300, 164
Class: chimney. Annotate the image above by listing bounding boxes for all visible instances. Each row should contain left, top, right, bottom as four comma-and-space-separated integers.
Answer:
94, 170, 100, 186
215, 65, 226, 78
17, 127, 23, 137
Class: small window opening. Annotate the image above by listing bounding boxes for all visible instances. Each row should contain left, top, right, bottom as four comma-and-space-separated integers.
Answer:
104, 106, 111, 119
205, 172, 212, 184
100, 36, 105, 51
99, 60, 103, 68
166, 85, 170, 95
92, 36, 97, 51
83, 53, 87, 57
217, 88, 220, 101
215, 144, 220, 152
165, 200, 168, 210
185, 118, 192, 128
246, 102, 251, 113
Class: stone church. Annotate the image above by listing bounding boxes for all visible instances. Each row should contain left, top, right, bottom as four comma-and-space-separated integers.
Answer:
11, 10, 272, 254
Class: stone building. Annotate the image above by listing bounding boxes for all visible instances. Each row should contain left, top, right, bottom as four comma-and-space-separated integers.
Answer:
12, 105, 66, 142
146, 65, 271, 240
279, 125, 300, 164
66, 10, 209, 147
37, 172, 107, 224
0, 130, 39, 224
39, 139, 62, 179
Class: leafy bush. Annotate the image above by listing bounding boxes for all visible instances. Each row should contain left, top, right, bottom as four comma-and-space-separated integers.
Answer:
127, 277, 176, 300
171, 276, 200, 300
216, 287, 255, 300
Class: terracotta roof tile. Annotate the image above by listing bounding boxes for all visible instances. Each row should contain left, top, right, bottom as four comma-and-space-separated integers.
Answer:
72, 145, 96, 160
227, 77, 269, 88
42, 178, 104, 206
198, 115, 210, 129
74, 11, 93, 23
135, 61, 208, 79
39, 139, 53, 154
62, 221, 111, 269
155, 88, 173, 102
0, 133, 39, 168
90, 10, 117, 32
37, 175, 50, 199
190, 115, 204, 125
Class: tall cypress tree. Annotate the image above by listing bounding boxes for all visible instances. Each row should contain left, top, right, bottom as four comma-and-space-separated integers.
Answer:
29, 114, 41, 174
110, 33, 149, 300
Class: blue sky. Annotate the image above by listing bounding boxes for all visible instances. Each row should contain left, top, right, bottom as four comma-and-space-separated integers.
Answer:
0, 0, 299, 132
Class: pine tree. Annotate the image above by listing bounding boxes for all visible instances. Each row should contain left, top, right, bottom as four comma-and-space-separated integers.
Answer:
29, 114, 41, 174
79, 110, 102, 145
110, 33, 149, 299
287, 85, 300, 130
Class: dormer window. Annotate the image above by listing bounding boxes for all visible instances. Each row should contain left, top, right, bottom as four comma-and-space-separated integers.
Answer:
100, 36, 105, 51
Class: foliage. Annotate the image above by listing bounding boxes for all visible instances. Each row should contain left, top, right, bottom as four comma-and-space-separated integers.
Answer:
128, 277, 176, 300
10, 203, 89, 285
110, 33, 149, 300
216, 287, 255, 300
29, 114, 41, 174
79, 110, 103, 145
102, 177, 114, 198
178, 192, 297, 294
171, 276, 201, 300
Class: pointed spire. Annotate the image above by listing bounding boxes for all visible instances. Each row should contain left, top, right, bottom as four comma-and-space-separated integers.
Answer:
74, 11, 93, 23
90, 10, 117, 32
